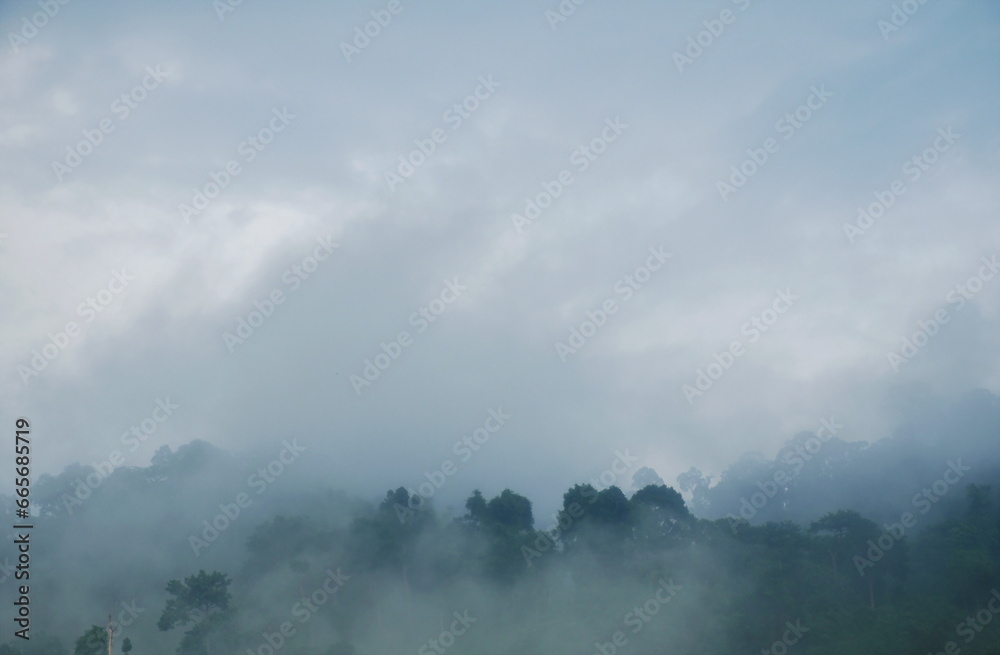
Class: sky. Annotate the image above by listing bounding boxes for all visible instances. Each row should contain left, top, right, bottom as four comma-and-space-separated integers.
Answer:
1, 0, 998, 521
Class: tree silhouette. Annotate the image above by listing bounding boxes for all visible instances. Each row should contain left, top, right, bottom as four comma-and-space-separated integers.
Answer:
73, 626, 106, 655
157, 570, 232, 655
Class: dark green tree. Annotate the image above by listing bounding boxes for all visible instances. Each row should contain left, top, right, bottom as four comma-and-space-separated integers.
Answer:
809, 510, 879, 576
460, 489, 537, 582
73, 626, 106, 655
157, 570, 233, 655
464, 489, 488, 524
630, 484, 693, 547
809, 509, 902, 609
485, 489, 534, 532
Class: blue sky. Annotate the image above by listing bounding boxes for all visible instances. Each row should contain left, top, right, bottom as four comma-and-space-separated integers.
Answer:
2, 0, 998, 518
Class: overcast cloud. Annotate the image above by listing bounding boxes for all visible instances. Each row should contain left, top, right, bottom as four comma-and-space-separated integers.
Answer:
2, 0, 998, 519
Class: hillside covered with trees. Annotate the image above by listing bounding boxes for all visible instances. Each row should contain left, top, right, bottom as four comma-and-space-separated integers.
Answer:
2, 390, 999, 654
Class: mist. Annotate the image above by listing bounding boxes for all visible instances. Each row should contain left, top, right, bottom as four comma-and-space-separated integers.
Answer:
1, 0, 999, 653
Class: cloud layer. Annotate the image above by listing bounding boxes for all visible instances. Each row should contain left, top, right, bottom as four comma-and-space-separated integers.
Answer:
2, 0, 998, 518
